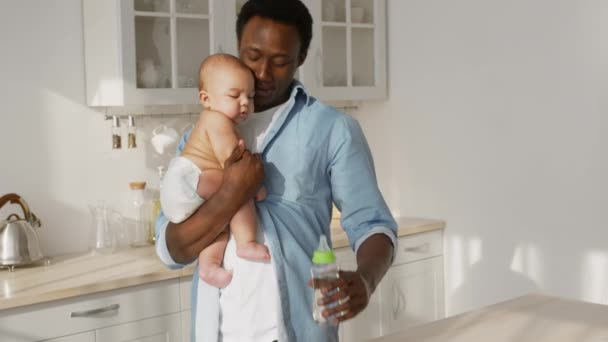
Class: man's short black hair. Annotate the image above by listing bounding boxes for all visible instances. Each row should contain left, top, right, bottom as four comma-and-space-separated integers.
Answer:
237, 0, 313, 57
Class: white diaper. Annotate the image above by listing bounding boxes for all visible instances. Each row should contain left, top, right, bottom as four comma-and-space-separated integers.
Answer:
161, 156, 205, 223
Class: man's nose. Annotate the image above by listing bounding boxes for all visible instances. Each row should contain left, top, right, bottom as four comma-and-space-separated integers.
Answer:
255, 60, 271, 82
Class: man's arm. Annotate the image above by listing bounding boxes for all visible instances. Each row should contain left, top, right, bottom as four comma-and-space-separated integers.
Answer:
309, 114, 397, 323
355, 233, 394, 295
164, 141, 264, 264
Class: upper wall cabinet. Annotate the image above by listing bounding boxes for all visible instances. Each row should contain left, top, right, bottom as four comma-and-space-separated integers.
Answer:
83, 0, 226, 106
221, 0, 387, 103
301, 0, 387, 101
83, 0, 387, 106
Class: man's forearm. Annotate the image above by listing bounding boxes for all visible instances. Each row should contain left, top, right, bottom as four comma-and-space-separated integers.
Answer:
166, 187, 245, 264
356, 234, 394, 294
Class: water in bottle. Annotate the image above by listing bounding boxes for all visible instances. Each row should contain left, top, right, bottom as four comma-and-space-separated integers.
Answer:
311, 234, 340, 323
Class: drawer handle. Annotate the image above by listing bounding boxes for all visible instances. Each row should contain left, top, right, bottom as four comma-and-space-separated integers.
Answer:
70, 304, 120, 317
404, 242, 430, 253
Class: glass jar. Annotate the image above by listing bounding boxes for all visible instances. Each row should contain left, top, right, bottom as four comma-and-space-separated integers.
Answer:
129, 181, 151, 247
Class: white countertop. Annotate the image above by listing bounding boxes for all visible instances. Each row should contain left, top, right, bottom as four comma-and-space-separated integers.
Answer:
372, 294, 608, 342
0, 217, 444, 310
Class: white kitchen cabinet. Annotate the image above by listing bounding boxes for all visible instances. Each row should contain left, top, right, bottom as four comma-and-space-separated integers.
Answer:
42, 332, 95, 342
96, 312, 181, 342
198, 0, 388, 102
334, 230, 445, 342
181, 310, 192, 342
0, 279, 180, 342
380, 257, 444, 336
300, 0, 387, 101
179, 276, 193, 342
83, 0, 387, 106
83, 0, 226, 106
336, 254, 383, 342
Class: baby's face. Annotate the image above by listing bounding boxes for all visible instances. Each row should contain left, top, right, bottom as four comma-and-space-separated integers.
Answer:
206, 67, 255, 124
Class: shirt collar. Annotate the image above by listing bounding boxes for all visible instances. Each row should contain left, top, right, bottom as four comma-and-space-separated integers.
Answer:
290, 80, 311, 106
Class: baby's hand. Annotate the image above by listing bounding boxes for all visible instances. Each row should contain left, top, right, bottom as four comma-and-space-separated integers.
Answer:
255, 186, 267, 201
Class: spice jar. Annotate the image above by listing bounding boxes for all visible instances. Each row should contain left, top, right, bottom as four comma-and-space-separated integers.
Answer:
112, 115, 121, 149
127, 115, 137, 148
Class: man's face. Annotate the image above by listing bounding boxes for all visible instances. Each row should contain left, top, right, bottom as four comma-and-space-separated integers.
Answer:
238, 16, 305, 112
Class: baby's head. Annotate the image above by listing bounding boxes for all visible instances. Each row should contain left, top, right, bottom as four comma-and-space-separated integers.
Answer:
198, 53, 255, 123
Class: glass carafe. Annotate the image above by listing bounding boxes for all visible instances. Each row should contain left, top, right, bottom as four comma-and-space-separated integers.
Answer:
89, 201, 117, 255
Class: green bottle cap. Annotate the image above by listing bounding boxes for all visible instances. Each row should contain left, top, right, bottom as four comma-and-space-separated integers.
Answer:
312, 235, 336, 264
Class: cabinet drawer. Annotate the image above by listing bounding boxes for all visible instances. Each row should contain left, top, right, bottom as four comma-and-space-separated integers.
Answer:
392, 230, 443, 266
0, 279, 180, 341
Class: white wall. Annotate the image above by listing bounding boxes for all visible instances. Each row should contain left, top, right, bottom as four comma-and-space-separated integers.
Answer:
353, 0, 608, 315
0, 1, 195, 256
2, 0, 608, 320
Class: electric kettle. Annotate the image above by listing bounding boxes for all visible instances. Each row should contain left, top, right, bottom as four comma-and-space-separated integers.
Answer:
0, 193, 44, 267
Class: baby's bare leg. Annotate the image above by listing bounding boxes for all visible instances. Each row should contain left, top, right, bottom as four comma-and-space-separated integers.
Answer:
198, 229, 232, 288
196, 169, 232, 287
231, 199, 270, 261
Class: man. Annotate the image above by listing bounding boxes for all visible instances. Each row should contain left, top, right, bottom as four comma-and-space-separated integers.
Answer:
155, 1, 397, 341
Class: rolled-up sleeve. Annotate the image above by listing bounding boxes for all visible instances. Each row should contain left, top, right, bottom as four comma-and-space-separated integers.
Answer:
327, 115, 398, 259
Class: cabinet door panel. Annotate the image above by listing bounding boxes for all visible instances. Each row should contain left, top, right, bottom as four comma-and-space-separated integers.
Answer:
96, 313, 181, 342
0, 279, 180, 341
181, 310, 191, 342
380, 257, 444, 335
335, 247, 382, 342
300, 0, 387, 101
339, 258, 382, 342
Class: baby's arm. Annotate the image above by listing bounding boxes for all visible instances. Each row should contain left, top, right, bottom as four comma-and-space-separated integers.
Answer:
206, 111, 240, 169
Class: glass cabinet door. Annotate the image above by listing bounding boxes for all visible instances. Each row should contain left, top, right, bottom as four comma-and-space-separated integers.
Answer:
302, 0, 387, 101
133, 0, 212, 90
321, 0, 376, 88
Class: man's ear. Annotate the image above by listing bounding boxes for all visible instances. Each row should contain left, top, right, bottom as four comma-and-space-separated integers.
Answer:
199, 90, 211, 109
298, 52, 308, 67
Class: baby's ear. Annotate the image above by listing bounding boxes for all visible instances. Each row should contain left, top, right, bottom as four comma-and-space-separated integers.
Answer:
199, 90, 211, 108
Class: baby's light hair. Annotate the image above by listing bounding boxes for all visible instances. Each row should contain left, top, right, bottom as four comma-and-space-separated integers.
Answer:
198, 53, 252, 92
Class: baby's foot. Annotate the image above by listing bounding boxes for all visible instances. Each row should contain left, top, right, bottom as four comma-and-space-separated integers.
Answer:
198, 261, 233, 288
237, 242, 271, 261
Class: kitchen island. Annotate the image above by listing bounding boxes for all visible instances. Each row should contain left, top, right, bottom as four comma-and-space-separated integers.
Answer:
372, 293, 608, 342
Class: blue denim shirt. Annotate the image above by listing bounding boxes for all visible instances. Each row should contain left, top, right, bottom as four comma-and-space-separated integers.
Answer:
155, 82, 397, 342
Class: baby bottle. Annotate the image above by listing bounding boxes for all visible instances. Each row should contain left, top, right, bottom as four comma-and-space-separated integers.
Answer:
311, 234, 340, 323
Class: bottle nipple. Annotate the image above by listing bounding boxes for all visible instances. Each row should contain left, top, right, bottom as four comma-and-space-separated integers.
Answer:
317, 235, 330, 252
312, 234, 335, 264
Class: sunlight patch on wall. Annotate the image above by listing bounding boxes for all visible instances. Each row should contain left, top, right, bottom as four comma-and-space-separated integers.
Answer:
510, 243, 542, 284
468, 237, 482, 266
581, 251, 608, 304
447, 235, 465, 292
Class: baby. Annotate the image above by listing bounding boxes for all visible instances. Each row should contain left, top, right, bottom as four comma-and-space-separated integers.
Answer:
160, 53, 270, 288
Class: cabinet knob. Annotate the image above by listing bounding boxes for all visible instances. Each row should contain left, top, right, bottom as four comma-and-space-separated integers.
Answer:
70, 304, 120, 317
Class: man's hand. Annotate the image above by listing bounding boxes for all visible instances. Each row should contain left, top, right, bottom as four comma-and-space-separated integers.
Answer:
221, 140, 265, 203
165, 140, 264, 264
307, 270, 372, 324
306, 234, 393, 324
